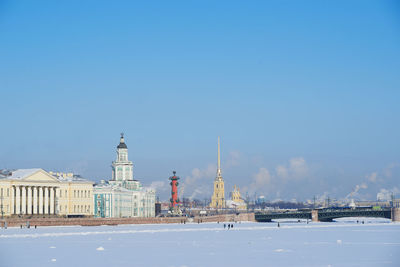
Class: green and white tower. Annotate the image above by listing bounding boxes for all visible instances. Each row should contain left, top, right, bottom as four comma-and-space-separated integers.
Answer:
110, 133, 135, 186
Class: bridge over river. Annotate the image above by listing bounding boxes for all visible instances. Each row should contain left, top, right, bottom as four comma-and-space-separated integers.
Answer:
255, 208, 399, 222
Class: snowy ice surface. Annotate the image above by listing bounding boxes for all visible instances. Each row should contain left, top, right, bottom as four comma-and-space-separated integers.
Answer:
0, 219, 399, 267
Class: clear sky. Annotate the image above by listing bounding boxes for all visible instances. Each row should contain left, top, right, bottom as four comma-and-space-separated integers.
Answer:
1, 0, 399, 202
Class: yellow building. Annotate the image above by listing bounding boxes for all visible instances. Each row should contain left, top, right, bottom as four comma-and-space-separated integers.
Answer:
231, 185, 242, 202
227, 185, 247, 210
210, 137, 226, 209
0, 168, 94, 217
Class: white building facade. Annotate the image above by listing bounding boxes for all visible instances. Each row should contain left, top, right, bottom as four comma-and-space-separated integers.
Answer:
94, 134, 155, 218
0, 169, 94, 217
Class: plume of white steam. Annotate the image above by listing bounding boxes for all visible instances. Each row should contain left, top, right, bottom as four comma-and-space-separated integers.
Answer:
346, 183, 368, 199
189, 189, 203, 200
248, 167, 271, 194
275, 157, 308, 180
179, 164, 216, 198
148, 181, 166, 191
376, 187, 399, 201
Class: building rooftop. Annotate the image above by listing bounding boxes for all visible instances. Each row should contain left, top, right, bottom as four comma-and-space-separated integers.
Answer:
0, 168, 93, 184
50, 171, 93, 183
117, 133, 128, 149
0, 168, 41, 180
94, 181, 134, 193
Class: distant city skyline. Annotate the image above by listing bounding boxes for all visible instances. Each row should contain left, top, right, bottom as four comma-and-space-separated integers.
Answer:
1, 1, 399, 202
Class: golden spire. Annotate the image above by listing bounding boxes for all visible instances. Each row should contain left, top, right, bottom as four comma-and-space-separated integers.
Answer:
217, 136, 222, 178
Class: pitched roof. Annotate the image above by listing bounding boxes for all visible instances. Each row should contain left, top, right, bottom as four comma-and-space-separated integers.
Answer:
0, 168, 41, 180
50, 172, 93, 184
0, 168, 93, 184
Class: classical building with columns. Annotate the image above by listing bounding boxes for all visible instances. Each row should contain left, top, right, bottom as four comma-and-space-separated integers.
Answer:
0, 168, 94, 217
93, 134, 155, 218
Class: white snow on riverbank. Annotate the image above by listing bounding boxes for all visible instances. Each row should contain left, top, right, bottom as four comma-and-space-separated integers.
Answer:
0, 220, 399, 267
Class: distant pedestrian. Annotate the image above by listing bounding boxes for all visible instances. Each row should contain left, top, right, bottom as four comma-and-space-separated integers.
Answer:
35, 225, 37, 229
224, 224, 226, 229
231, 224, 233, 229
20, 225, 22, 229
277, 222, 280, 228
362, 221, 364, 224
228, 224, 230, 230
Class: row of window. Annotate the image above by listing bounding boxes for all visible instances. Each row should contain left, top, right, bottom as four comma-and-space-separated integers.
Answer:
73, 205, 90, 213
59, 190, 91, 199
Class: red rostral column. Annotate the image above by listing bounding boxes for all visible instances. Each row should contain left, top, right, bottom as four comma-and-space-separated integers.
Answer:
169, 171, 180, 208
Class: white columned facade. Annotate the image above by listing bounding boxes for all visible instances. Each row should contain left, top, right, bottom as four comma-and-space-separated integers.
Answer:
10, 186, 15, 215
21, 186, 26, 215
50, 187, 54, 214
44, 187, 49, 214
27, 187, 32, 215
15, 186, 21, 215
39, 187, 43, 214
33, 187, 38, 214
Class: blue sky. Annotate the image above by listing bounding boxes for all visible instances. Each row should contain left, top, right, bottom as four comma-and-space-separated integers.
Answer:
1, 1, 399, 202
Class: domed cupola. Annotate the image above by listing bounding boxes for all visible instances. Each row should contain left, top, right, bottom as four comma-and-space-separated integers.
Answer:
117, 133, 128, 149
112, 133, 133, 181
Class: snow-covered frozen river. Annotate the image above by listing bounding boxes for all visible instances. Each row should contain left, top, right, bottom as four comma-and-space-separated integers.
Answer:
0, 219, 399, 267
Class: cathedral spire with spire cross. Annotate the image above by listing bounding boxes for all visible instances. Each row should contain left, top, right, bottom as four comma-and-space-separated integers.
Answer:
210, 136, 226, 209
